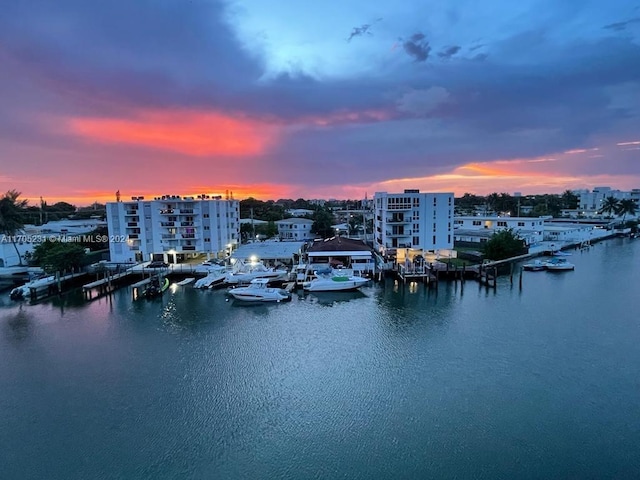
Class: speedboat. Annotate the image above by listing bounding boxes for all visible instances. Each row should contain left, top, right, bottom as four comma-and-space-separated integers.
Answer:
522, 260, 547, 271
304, 269, 369, 292
224, 261, 288, 285
228, 278, 291, 302
544, 258, 575, 271
194, 265, 228, 288
9, 275, 57, 301
142, 276, 170, 298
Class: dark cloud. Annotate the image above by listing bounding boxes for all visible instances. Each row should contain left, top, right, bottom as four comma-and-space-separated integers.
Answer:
438, 45, 461, 59
347, 18, 382, 42
469, 44, 486, 52
402, 33, 431, 62
603, 17, 640, 31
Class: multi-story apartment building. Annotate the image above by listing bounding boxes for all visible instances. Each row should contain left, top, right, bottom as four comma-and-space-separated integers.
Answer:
276, 218, 314, 241
107, 194, 239, 264
579, 187, 630, 211
373, 190, 454, 256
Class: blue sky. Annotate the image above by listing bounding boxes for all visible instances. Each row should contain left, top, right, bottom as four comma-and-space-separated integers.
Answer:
0, 0, 639, 204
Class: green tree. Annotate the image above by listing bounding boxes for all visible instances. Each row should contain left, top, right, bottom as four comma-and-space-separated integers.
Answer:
312, 208, 335, 239
32, 240, 87, 274
561, 190, 579, 209
600, 196, 620, 217
0, 190, 28, 265
616, 199, 637, 226
483, 229, 527, 261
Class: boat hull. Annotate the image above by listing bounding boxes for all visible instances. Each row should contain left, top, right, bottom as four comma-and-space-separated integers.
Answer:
304, 277, 369, 292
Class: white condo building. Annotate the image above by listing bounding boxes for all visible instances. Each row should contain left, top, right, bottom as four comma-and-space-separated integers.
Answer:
107, 195, 239, 264
276, 218, 314, 241
453, 216, 545, 246
373, 190, 454, 256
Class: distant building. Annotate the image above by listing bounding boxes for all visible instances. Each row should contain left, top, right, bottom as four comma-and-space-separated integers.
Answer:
285, 208, 315, 217
453, 216, 544, 246
275, 218, 314, 241
373, 190, 454, 257
106, 195, 239, 264
579, 187, 629, 211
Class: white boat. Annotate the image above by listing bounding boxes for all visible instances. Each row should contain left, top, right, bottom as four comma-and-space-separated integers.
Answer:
10, 275, 57, 300
522, 260, 546, 271
193, 264, 228, 289
224, 260, 288, 285
544, 258, 575, 271
303, 269, 369, 292
228, 278, 291, 303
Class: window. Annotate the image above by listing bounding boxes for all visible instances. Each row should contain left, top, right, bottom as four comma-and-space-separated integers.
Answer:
203, 214, 209, 218
497, 221, 507, 227
473, 220, 481, 226
433, 235, 436, 244
518, 222, 525, 227
413, 236, 420, 245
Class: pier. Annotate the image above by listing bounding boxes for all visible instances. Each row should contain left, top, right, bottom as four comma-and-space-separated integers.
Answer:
82, 271, 133, 299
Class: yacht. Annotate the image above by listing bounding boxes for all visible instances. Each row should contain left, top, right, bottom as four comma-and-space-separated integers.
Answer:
304, 269, 369, 292
544, 258, 575, 271
228, 278, 291, 303
224, 260, 288, 285
194, 264, 228, 289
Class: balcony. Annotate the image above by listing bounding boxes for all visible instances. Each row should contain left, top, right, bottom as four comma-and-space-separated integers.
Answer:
386, 218, 409, 224
127, 222, 138, 227
183, 246, 196, 251
162, 234, 175, 239
181, 234, 196, 239
180, 221, 194, 227
125, 210, 138, 216
128, 234, 139, 239
160, 221, 175, 227
160, 209, 175, 214
177, 209, 194, 214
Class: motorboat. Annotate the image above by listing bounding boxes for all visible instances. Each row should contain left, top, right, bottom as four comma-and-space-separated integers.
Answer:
544, 258, 575, 271
522, 260, 547, 271
303, 269, 369, 292
224, 260, 288, 285
193, 265, 228, 289
228, 278, 291, 303
552, 250, 572, 256
141, 276, 170, 298
9, 275, 56, 301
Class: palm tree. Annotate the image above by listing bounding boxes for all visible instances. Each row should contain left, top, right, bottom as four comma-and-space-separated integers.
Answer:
0, 190, 28, 266
616, 199, 638, 227
600, 196, 620, 218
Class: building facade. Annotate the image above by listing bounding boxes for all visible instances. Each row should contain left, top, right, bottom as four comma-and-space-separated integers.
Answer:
453, 216, 544, 246
107, 195, 239, 264
373, 190, 454, 256
276, 218, 314, 241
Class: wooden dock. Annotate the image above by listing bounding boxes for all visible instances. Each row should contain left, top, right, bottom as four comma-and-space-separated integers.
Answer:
82, 271, 133, 299
28, 272, 88, 301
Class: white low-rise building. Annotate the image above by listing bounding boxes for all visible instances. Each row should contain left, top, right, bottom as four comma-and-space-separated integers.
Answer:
107, 194, 239, 264
453, 216, 545, 246
276, 218, 314, 241
285, 208, 314, 217
373, 190, 454, 257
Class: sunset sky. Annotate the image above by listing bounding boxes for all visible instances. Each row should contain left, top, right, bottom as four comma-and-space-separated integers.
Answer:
1, 0, 639, 206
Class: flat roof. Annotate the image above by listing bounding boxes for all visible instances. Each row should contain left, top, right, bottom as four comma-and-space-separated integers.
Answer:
231, 241, 305, 260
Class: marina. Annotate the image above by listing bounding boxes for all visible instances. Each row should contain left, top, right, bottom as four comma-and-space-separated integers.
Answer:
1, 236, 638, 479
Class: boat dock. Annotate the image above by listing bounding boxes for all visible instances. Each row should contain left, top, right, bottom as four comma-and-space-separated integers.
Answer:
82, 271, 133, 298
27, 272, 88, 301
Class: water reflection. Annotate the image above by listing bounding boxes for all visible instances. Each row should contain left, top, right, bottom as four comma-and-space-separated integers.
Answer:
300, 289, 368, 306
3, 305, 32, 343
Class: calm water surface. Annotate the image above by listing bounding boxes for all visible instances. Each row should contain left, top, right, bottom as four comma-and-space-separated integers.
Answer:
1, 238, 639, 479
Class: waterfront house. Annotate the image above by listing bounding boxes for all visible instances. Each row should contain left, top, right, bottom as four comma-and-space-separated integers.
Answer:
306, 236, 377, 276
106, 195, 239, 264
453, 216, 544, 247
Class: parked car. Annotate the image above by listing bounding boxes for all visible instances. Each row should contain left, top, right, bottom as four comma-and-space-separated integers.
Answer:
147, 261, 169, 269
